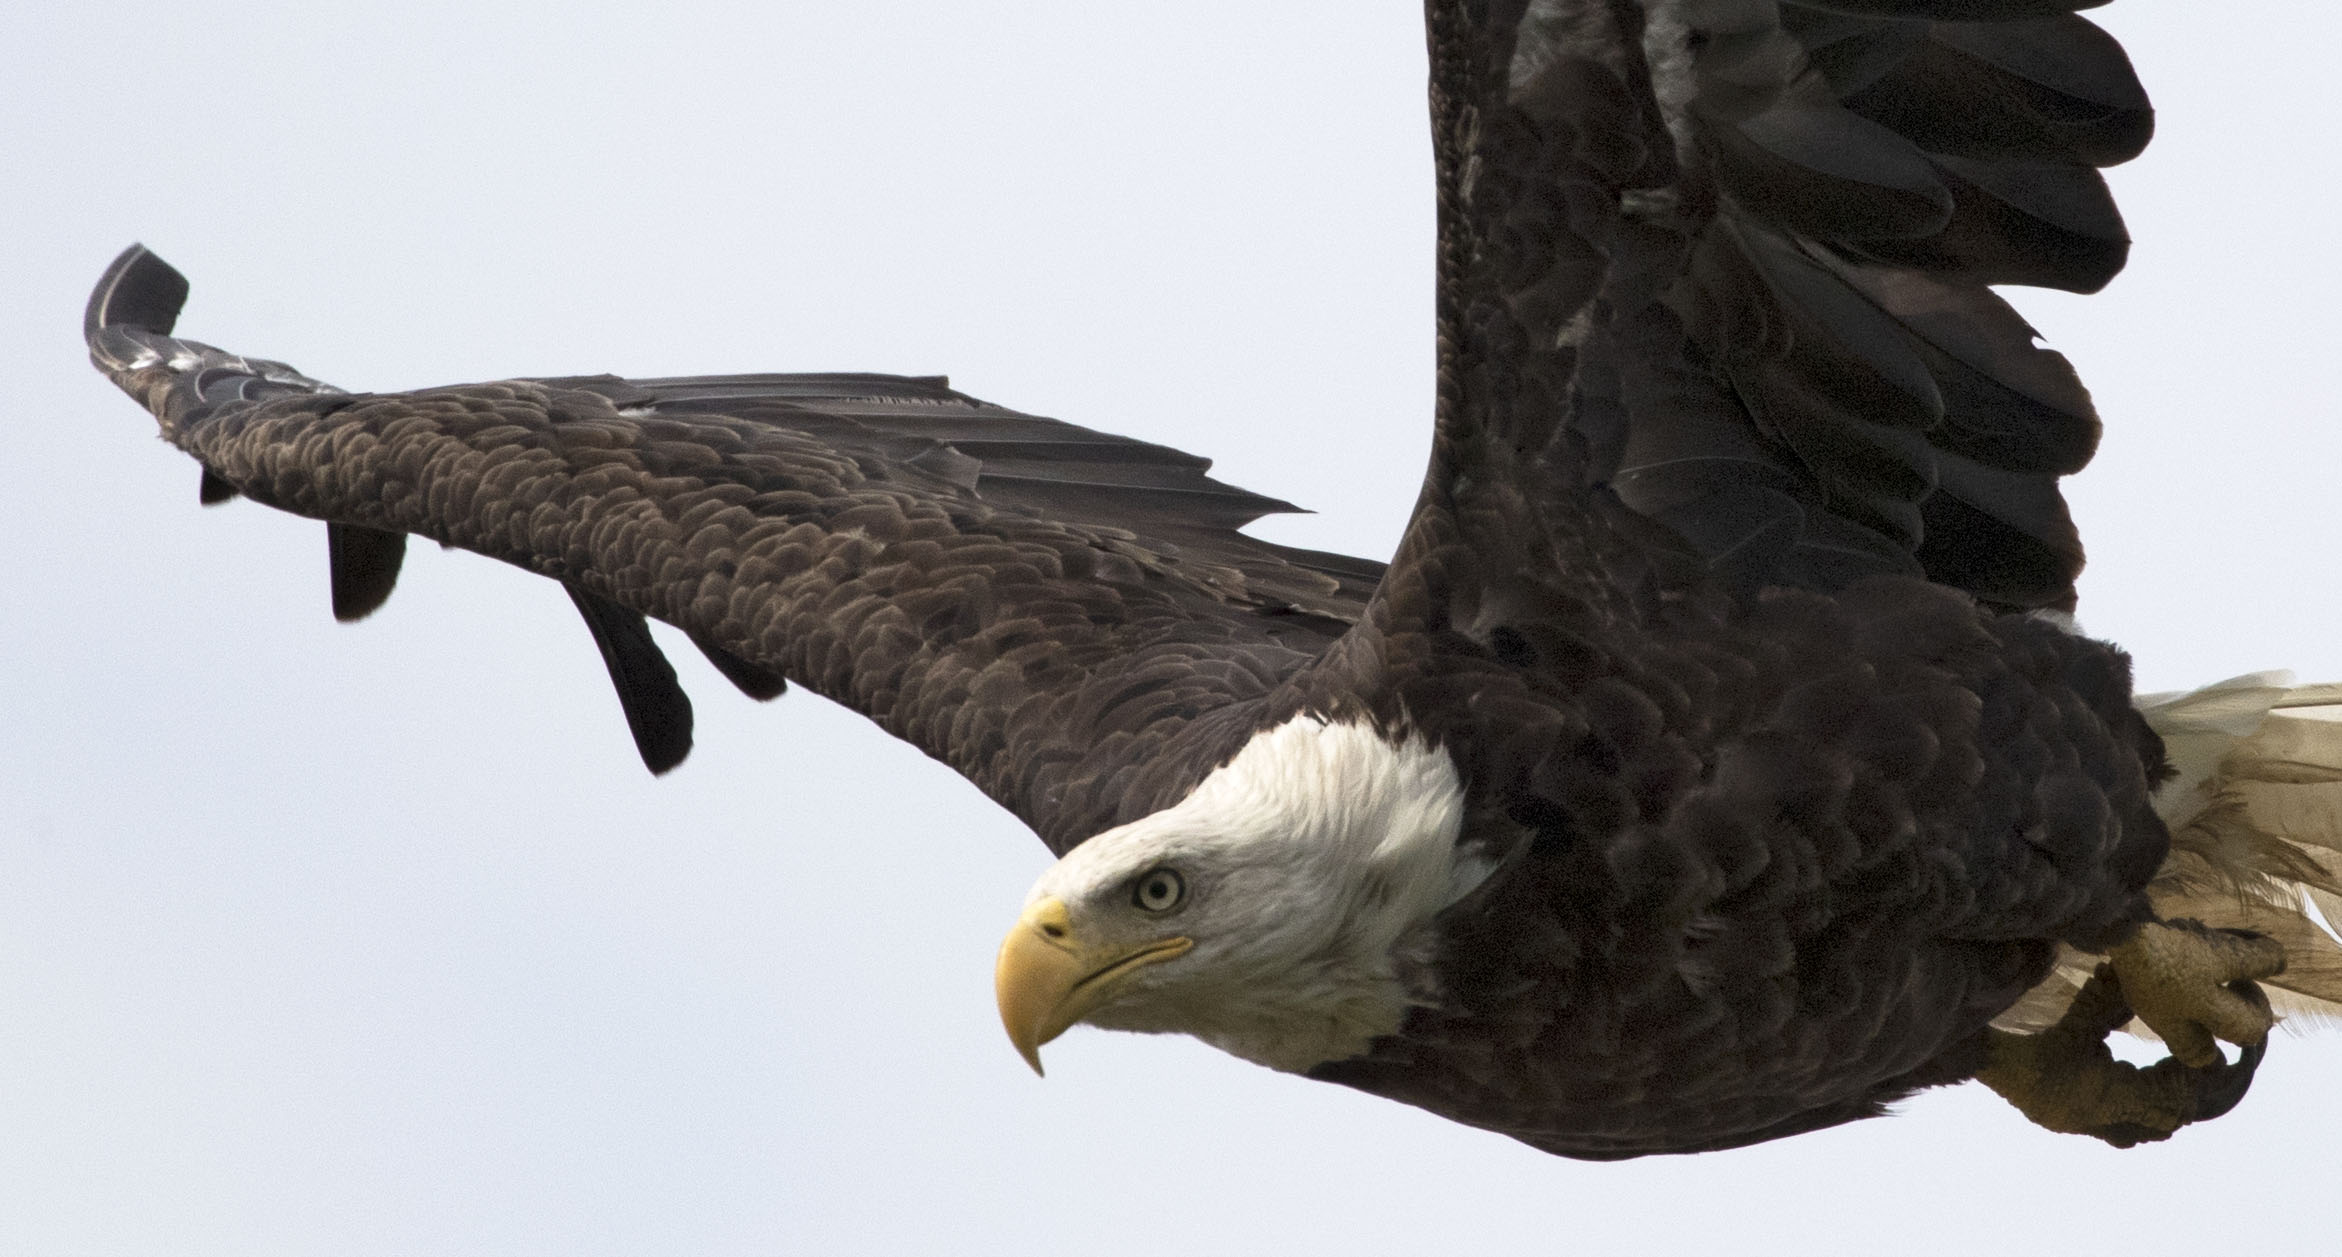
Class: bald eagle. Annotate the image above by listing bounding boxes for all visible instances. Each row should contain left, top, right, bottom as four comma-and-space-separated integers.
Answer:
85, 0, 2342, 1158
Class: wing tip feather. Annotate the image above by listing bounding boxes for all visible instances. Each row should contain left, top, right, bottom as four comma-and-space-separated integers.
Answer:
86, 244, 188, 341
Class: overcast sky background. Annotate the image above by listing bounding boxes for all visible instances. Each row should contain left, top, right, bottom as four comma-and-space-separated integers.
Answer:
6, 3, 2341, 1254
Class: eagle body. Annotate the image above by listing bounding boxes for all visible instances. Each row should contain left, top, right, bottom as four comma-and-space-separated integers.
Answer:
1296, 582, 2168, 1156
86, 0, 2342, 1161
1021, 546, 2171, 1155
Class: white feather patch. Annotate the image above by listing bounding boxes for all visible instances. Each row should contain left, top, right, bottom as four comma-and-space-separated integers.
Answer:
1027, 715, 1474, 1071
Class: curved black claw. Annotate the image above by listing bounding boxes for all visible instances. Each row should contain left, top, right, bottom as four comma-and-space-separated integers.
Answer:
2179, 978, 2270, 1124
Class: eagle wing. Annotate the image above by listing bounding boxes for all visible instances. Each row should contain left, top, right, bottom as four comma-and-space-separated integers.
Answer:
85, 246, 1381, 852
1401, 0, 2147, 617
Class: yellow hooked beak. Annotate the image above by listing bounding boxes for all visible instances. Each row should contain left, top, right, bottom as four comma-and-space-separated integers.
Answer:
993, 896, 1193, 1075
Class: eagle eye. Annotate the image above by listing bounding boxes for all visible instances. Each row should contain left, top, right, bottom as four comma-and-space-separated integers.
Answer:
1132, 867, 1186, 913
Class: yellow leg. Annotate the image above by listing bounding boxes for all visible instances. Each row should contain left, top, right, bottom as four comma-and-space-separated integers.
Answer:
2106, 919, 2286, 1067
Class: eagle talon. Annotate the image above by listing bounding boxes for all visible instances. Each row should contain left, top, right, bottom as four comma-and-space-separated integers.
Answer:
2107, 919, 2286, 1067
1977, 961, 2273, 1146
2185, 1000, 2269, 1124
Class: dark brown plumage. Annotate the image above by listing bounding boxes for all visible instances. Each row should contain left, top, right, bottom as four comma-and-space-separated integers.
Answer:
92, 0, 2323, 1158
1275, 0, 2175, 1154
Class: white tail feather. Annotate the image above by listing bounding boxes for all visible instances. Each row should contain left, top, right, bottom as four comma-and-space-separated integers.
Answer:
1994, 673, 2342, 1035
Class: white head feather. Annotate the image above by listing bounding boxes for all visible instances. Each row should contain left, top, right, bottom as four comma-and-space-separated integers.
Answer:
1021, 715, 1478, 1072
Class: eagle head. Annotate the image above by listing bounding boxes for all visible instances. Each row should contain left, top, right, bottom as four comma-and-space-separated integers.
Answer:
993, 715, 1481, 1074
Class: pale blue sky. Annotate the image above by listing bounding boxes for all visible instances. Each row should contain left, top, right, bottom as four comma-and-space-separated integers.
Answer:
6, 3, 2339, 1254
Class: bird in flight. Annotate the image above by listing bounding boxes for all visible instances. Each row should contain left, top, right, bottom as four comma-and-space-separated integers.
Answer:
87, 0, 2342, 1158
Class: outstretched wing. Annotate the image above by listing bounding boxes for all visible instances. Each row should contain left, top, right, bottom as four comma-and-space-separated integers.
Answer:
1402, 0, 2146, 619
86, 246, 1382, 851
